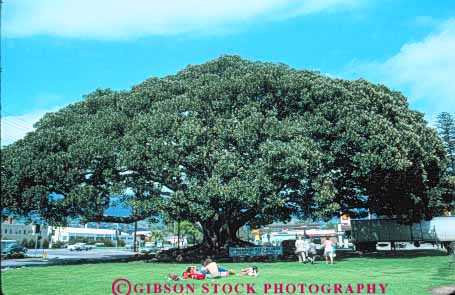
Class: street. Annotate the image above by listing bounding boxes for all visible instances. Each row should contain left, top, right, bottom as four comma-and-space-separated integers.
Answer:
1, 248, 137, 269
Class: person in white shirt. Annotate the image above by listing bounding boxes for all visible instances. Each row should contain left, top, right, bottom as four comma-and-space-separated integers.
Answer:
302, 236, 310, 262
323, 238, 335, 265
295, 236, 306, 263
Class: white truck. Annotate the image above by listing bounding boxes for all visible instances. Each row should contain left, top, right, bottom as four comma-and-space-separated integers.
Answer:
68, 243, 94, 251
351, 216, 455, 254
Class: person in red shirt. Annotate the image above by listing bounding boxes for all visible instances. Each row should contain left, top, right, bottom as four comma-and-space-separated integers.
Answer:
182, 266, 206, 280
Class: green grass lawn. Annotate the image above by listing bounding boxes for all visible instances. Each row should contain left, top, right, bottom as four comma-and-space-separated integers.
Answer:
2, 252, 454, 295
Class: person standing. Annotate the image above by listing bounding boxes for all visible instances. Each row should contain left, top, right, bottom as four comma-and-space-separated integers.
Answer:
302, 236, 310, 263
295, 236, 306, 263
307, 240, 317, 264
323, 238, 335, 265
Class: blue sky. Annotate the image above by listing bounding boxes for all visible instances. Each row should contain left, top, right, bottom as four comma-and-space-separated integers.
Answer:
2, 0, 455, 145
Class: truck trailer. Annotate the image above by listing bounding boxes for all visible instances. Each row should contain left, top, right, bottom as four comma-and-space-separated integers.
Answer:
351, 216, 455, 254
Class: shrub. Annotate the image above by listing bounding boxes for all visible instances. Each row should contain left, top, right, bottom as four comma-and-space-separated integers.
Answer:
21, 238, 28, 247
25, 239, 36, 249
102, 239, 115, 247
51, 241, 66, 249
42, 239, 50, 249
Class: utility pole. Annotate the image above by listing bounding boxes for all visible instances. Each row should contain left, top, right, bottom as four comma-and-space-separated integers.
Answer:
34, 235, 38, 257
33, 224, 40, 257
133, 221, 138, 252
115, 224, 119, 249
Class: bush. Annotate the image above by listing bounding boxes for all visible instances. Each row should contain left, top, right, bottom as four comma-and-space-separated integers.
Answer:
51, 241, 66, 249
21, 238, 29, 247
42, 239, 50, 249
118, 240, 126, 247
21, 237, 51, 249
23, 238, 36, 249
102, 239, 115, 247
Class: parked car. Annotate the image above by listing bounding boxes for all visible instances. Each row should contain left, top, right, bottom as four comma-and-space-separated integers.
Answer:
2, 243, 28, 258
94, 243, 105, 247
140, 246, 159, 254
68, 243, 93, 251
1, 240, 18, 250
161, 244, 173, 250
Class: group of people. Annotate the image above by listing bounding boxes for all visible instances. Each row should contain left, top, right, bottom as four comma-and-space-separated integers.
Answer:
295, 236, 336, 265
168, 236, 337, 282
168, 258, 259, 281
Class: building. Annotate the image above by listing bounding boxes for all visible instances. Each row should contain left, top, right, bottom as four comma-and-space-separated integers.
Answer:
50, 226, 133, 245
136, 231, 152, 238
1, 220, 49, 245
166, 234, 188, 248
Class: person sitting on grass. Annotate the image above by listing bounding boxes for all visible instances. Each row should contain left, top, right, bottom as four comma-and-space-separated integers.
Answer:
238, 266, 259, 277
201, 258, 235, 278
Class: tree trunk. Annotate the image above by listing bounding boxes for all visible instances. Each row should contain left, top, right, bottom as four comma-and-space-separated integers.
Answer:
200, 220, 248, 253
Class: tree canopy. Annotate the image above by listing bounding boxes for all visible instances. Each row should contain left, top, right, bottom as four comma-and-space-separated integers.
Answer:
2, 55, 453, 250
437, 112, 455, 174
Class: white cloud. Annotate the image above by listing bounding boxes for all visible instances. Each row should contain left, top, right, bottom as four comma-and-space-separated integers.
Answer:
347, 18, 455, 119
4, 0, 359, 39
1, 110, 50, 146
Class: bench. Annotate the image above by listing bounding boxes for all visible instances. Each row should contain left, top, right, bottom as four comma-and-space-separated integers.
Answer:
228, 246, 283, 262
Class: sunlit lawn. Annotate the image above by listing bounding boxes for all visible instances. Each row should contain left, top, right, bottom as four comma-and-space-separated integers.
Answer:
2, 251, 454, 295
